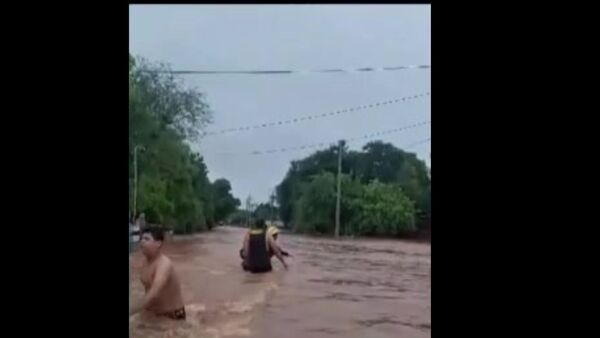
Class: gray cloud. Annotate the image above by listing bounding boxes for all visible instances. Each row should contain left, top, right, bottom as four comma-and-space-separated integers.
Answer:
130, 4, 431, 202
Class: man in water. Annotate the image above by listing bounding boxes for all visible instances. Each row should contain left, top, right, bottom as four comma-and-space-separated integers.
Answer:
130, 226, 186, 320
239, 223, 291, 259
241, 219, 288, 273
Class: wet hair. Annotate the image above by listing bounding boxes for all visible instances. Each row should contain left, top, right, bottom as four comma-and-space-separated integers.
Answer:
253, 218, 266, 229
142, 226, 165, 242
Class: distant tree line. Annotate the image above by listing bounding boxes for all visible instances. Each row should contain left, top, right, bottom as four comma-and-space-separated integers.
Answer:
276, 141, 431, 237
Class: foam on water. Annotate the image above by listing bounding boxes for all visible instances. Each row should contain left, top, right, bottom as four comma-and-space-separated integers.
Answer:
130, 279, 279, 338
130, 226, 430, 338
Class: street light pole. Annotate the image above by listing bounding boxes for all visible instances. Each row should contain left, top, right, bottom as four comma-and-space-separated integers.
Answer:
270, 188, 276, 224
335, 140, 344, 238
133, 145, 145, 220
246, 195, 253, 228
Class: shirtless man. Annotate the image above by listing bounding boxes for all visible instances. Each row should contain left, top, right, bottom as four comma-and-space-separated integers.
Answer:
130, 226, 186, 320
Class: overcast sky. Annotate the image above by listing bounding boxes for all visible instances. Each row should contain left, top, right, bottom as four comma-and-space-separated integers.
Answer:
129, 4, 431, 203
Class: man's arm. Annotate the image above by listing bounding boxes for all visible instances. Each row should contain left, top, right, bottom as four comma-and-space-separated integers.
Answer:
130, 258, 172, 315
267, 234, 288, 269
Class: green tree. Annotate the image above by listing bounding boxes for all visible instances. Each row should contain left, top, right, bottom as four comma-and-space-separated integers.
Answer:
130, 54, 228, 234
212, 179, 240, 222
295, 172, 337, 234
229, 209, 251, 226
351, 181, 416, 236
339, 175, 364, 236
277, 145, 342, 227
253, 203, 278, 221
276, 140, 427, 237
130, 57, 212, 141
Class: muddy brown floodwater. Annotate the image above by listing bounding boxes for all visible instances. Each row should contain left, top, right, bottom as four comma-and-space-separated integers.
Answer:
130, 226, 430, 338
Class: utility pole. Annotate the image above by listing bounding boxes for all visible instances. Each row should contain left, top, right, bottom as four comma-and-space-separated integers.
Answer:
246, 195, 253, 228
132, 145, 145, 220
335, 140, 344, 238
270, 188, 276, 224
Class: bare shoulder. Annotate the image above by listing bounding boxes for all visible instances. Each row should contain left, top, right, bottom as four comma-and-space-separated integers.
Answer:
157, 255, 173, 267
157, 255, 174, 270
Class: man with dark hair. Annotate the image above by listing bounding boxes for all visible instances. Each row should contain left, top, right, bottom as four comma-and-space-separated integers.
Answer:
241, 219, 288, 273
239, 223, 291, 259
130, 227, 186, 320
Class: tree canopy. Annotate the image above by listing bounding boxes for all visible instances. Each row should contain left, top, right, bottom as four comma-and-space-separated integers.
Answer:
276, 141, 430, 237
129, 55, 238, 233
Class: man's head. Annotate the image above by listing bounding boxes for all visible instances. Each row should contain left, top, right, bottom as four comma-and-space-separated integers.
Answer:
253, 218, 266, 230
140, 226, 165, 257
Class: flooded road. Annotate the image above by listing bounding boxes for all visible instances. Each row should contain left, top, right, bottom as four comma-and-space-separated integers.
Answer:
130, 226, 430, 338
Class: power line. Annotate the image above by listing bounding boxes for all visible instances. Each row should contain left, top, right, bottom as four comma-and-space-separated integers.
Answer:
202, 92, 430, 137
404, 137, 431, 149
155, 64, 431, 76
344, 121, 430, 143
206, 120, 430, 156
